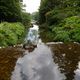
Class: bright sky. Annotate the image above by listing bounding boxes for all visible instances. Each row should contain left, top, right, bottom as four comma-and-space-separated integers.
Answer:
23, 0, 41, 13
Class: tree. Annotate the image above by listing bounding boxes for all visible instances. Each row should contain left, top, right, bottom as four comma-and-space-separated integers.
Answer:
21, 12, 31, 27
39, 0, 80, 42
39, 0, 61, 24
0, 0, 22, 22
31, 12, 39, 23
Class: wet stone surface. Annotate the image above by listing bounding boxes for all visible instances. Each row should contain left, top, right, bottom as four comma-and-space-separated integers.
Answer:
0, 47, 23, 80
0, 43, 80, 80
48, 43, 80, 80
11, 44, 65, 80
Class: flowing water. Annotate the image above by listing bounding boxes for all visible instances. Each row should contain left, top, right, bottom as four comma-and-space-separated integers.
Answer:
10, 25, 80, 80
24, 24, 39, 45
11, 44, 65, 80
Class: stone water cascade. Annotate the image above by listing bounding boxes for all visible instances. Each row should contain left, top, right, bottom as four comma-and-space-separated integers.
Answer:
11, 24, 65, 80
24, 25, 39, 46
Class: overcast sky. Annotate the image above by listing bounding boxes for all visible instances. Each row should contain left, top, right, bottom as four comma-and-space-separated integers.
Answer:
23, 0, 41, 13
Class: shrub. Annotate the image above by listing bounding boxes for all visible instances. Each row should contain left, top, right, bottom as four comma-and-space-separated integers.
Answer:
70, 27, 80, 42
53, 31, 70, 42
52, 16, 80, 42
45, 8, 78, 26
21, 12, 31, 27
61, 16, 80, 29
0, 22, 25, 47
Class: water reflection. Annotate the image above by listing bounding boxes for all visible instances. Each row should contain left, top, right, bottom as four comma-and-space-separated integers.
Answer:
49, 43, 80, 80
11, 44, 65, 80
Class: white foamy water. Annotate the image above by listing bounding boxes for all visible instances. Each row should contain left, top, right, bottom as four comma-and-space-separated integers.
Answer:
24, 25, 39, 45
11, 44, 65, 80
74, 62, 80, 80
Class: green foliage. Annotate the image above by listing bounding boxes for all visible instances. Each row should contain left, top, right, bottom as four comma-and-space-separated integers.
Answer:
39, 0, 80, 42
39, 0, 61, 24
52, 16, 80, 42
31, 12, 39, 23
70, 27, 80, 42
39, 0, 80, 26
62, 16, 80, 29
21, 12, 31, 27
40, 16, 80, 42
45, 7, 78, 26
0, 0, 22, 22
0, 0, 31, 27
46, 9, 63, 25
53, 30, 70, 42
0, 22, 25, 46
